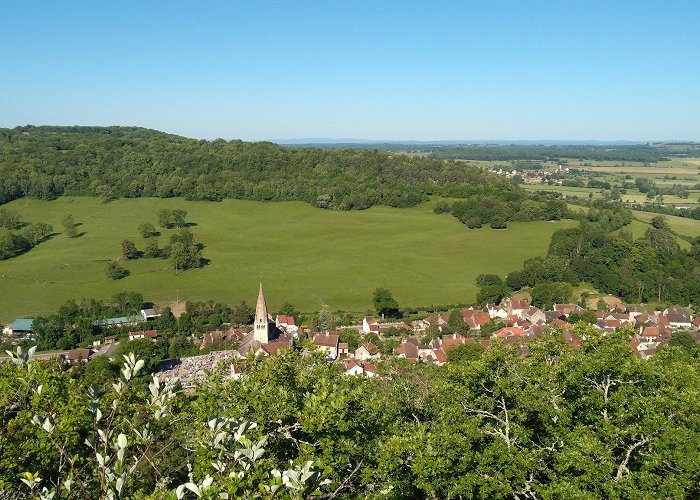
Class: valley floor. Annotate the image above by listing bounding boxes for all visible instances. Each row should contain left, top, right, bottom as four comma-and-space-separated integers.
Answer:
0, 197, 576, 321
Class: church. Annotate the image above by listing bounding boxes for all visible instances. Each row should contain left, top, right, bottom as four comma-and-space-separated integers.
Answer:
235, 284, 296, 357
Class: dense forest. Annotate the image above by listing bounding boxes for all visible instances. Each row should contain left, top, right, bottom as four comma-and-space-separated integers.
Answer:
0, 126, 513, 210
499, 204, 700, 306
2, 327, 699, 498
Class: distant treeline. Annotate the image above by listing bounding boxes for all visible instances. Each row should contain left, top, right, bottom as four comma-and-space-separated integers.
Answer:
0, 126, 513, 209
630, 203, 700, 223
300, 142, 696, 162
427, 144, 678, 162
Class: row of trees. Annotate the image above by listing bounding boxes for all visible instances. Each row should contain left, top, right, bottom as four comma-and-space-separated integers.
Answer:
434, 193, 571, 229
0, 210, 81, 261
23, 292, 262, 352
631, 202, 700, 223
635, 177, 690, 199
2, 326, 699, 497
0, 222, 53, 260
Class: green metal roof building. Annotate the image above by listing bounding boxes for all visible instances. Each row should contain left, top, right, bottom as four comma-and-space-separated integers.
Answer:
91, 315, 143, 328
8, 318, 34, 332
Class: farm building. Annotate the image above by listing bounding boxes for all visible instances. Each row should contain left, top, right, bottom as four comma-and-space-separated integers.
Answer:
2, 318, 35, 340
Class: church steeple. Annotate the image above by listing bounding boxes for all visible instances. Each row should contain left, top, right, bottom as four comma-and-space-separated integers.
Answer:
254, 283, 269, 343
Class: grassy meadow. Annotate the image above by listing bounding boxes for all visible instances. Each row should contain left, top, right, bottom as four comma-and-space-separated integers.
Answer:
0, 197, 576, 322
568, 202, 699, 250
630, 210, 700, 249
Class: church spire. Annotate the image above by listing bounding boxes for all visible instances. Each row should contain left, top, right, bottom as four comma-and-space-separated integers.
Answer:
254, 283, 269, 343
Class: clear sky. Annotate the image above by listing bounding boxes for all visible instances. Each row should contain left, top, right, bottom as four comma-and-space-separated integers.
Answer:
1, 1, 699, 141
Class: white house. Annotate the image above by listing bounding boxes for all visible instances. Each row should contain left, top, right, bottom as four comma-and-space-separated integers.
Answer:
487, 304, 508, 319
355, 342, 380, 361
362, 316, 378, 334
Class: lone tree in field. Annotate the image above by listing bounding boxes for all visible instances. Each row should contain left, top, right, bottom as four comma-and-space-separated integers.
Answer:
373, 287, 401, 318
137, 222, 158, 238
121, 239, 139, 260
166, 229, 203, 273
105, 260, 129, 280
650, 215, 668, 230
157, 209, 188, 229
143, 238, 162, 258
62, 214, 79, 238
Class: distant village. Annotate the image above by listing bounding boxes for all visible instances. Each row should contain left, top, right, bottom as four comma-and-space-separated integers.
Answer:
3, 284, 698, 389
487, 165, 570, 185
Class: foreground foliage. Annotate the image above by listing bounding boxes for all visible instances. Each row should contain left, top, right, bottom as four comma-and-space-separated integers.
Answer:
2, 326, 699, 498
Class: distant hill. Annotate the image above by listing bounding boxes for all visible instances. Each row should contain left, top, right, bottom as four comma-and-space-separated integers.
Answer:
0, 125, 510, 209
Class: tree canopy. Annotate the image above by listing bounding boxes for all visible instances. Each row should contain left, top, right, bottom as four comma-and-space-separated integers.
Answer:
2, 327, 699, 498
373, 287, 401, 318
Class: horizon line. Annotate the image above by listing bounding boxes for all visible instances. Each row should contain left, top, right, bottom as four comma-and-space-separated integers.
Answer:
2, 124, 699, 145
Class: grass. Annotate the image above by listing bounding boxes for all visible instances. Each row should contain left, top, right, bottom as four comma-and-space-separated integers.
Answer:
614, 213, 697, 250
631, 210, 700, 249
565, 202, 695, 249
0, 197, 577, 322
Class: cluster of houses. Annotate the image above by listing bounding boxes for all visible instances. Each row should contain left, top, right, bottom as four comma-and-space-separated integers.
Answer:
151, 294, 699, 386
487, 165, 570, 185
404, 298, 698, 361
4, 287, 699, 385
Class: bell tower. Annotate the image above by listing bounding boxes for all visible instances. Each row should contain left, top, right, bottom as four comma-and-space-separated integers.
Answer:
254, 283, 269, 343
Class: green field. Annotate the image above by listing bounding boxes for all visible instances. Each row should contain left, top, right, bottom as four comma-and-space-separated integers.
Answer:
631, 210, 700, 249
0, 197, 577, 322
522, 184, 603, 199
523, 181, 699, 207
565, 202, 698, 250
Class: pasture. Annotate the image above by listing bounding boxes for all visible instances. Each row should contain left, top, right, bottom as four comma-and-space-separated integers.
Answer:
631, 210, 700, 245
0, 197, 576, 321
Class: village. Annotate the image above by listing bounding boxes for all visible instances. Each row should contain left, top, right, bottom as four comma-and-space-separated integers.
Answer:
3, 284, 698, 390
487, 164, 569, 185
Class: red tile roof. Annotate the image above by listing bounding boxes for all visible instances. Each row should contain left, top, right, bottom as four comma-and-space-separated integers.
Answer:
433, 349, 447, 363
510, 299, 527, 310
494, 326, 527, 338
67, 348, 92, 361
313, 333, 339, 347
441, 333, 467, 351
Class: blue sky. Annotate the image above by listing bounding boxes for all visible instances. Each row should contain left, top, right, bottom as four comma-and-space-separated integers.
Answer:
1, 1, 699, 141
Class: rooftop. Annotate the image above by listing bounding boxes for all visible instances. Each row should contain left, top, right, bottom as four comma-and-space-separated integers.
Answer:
9, 318, 34, 331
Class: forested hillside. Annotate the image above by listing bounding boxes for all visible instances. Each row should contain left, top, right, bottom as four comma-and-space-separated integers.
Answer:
0, 126, 513, 210
470, 203, 700, 306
